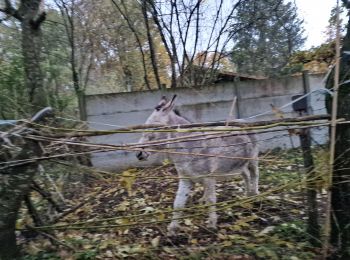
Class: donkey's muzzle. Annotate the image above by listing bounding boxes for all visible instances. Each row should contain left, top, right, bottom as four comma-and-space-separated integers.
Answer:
136, 151, 146, 161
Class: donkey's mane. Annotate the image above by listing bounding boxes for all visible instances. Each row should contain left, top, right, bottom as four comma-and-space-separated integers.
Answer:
173, 108, 192, 123
173, 108, 181, 116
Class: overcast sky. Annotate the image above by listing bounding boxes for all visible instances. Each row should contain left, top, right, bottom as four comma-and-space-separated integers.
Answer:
295, 0, 342, 49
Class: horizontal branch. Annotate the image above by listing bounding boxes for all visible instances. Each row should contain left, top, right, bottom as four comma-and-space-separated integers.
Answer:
0, 120, 343, 170
30, 114, 331, 138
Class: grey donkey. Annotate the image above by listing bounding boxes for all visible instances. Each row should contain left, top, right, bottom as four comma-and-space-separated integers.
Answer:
136, 95, 259, 235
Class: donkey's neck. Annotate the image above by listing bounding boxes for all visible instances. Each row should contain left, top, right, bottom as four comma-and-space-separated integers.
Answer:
168, 113, 191, 125
166, 113, 192, 157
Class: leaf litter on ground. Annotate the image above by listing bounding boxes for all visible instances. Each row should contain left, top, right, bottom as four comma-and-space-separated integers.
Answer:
19, 148, 328, 259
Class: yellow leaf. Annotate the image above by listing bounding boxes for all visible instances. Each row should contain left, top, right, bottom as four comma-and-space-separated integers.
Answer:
190, 239, 198, 244
16, 220, 23, 229
120, 170, 136, 196
222, 240, 233, 247
241, 203, 253, 209
218, 233, 227, 240
157, 212, 165, 221
83, 244, 93, 250
116, 201, 130, 211
231, 225, 242, 231
26, 241, 41, 255
162, 159, 171, 166
163, 247, 173, 254
285, 241, 295, 249
100, 240, 110, 250
121, 218, 130, 225
245, 243, 257, 249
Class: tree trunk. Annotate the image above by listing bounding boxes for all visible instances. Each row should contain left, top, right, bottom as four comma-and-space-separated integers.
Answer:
77, 90, 87, 121
300, 71, 320, 246
327, 9, 350, 259
299, 128, 320, 245
0, 143, 40, 259
328, 82, 350, 258
0, 1, 46, 258
142, 2, 162, 90
21, 2, 48, 111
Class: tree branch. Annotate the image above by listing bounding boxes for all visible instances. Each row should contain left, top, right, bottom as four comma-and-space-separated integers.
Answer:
111, 0, 152, 90
30, 12, 47, 29
141, 1, 162, 89
1, 0, 22, 21
31, 181, 63, 213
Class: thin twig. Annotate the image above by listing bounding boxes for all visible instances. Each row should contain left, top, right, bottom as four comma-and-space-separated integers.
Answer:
323, 0, 341, 257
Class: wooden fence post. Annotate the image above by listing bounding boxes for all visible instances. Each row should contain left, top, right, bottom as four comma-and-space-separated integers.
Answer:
300, 70, 320, 246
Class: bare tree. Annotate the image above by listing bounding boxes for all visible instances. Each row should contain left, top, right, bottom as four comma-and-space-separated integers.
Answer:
111, 0, 152, 90
141, 0, 162, 89
143, 0, 244, 87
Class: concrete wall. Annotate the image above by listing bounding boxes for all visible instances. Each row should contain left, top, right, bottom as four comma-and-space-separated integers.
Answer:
86, 73, 328, 171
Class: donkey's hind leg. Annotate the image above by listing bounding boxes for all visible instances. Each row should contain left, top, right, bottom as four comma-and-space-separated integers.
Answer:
168, 179, 192, 235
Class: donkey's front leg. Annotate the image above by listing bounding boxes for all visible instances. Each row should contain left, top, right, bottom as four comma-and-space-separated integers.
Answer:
203, 178, 217, 229
168, 179, 192, 235
249, 160, 260, 195
241, 166, 252, 196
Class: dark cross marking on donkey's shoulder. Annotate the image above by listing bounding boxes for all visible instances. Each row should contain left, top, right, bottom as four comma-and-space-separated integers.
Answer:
137, 95, 259, 235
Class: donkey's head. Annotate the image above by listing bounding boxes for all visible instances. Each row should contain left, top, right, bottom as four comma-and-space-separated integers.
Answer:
136, 95, 177, 161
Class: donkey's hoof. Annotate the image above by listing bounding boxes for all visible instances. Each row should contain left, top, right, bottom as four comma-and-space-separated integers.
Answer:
167, 222, 180, 236
206, 219, 217, 230
247, 190, 259, 196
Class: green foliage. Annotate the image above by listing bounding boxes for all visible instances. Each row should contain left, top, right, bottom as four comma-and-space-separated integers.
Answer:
325, 3, 346, 43
0, 54, 26, 119
231, 0, 305, 77
21, 252, 61, 260
273, 221, 309, 241
282, 41, 335, 75
0, 20, 26, 119
41, 9, 76, 113
65, 0, 170, 94
0, 10, 77, 120
74, 250, 97, 260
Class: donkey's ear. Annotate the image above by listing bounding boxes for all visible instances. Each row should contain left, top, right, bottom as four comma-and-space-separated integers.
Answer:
155, 96, 168, 111
162, 95, 177, 112
160, 96, 168, 103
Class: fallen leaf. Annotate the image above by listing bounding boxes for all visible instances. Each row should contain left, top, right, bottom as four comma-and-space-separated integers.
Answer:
151, 236, 161, 247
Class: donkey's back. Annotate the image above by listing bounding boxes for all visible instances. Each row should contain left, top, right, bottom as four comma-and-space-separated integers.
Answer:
171, 127, 258, 181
